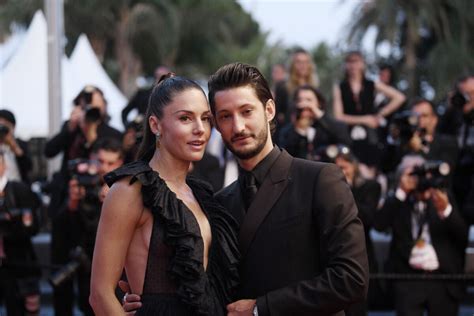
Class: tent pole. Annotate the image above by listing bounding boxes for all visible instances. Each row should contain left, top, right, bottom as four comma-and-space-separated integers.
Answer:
45, 0, 64, 176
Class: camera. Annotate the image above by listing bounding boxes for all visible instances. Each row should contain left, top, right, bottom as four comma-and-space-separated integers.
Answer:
73, 86, 103, 123
315, 144, 354, 163
0, 123, 10, 141
49, 246, 91, 288
387, 111, 421, 147
68, 159, 100, 188
84, 106, 101, 123
410, 160, 450, 192
68, 159, 102, 213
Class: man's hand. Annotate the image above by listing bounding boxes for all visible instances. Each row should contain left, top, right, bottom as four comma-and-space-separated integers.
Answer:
430, 189, 449, 216
227, 299, 256, 316
68, 106, 84, 132
118, 280, 142, 315
409, 132, 424, 152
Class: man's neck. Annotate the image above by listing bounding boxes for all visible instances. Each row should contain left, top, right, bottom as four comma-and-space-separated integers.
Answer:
238, 143, 274, 171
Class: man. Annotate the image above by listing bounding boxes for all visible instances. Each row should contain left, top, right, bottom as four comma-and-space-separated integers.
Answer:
0, 152, 41, 315
410, 98, 458, 169
123, 63, 368, 315
121, 65, 171, 127
52, 138, 124, 316
440, 75, 474, 213
374, 155, 468, 316
0, 109, 32, 183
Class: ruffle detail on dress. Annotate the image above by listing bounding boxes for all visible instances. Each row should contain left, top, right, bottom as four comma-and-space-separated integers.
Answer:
104, 161, 239, 316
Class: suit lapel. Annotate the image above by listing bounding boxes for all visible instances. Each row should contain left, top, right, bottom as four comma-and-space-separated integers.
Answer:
238, 150, 293, 257
221, 181, 246, 226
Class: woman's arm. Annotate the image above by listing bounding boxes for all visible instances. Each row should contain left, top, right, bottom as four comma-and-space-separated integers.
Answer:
89, 179, 144, 315
374, 81, 406, 117
332, 84, 379, 128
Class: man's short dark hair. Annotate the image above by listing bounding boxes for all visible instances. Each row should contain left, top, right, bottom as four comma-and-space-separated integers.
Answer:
208, 62, 276, 133
0, 109, 16, 126
410, 97, 437, 116
92, 138, 124, 159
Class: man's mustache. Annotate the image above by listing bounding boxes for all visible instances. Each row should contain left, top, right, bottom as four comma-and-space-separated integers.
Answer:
231, 132, 254, 143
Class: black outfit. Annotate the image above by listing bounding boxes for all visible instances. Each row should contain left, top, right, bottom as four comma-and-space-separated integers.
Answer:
45, 120, 123, 176
374, 193, 468, 316
0, 181, 41, 316
215, 147, 369, 316
121, 87, 152, 127
274, 82, 290, 117
339, 78, 381, 166
6, 138, 32, 184
278, 113, 352, 160
104, 161, 240, 315
51, 195, 103, 316
346, 179, 381, 316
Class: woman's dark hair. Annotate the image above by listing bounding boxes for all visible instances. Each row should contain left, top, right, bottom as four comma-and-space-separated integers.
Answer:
208, 62, 276, 134
136, 74, 206, 161
292, 85, 327, 111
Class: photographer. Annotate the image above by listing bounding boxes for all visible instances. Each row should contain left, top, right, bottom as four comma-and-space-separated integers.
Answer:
0, 109, 32, 184
440, 75, 474, 214
0, 152, 41, 315
51, 138, 124, 316
382, 99, 458, 177
374, 155, 468, 316
45, 85, 123, 175
279, 85, 351, 160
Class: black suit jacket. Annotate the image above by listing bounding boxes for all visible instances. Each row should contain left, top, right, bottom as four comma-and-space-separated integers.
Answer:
215, 150, 368, 316
374, 194, 468, 299
2, 181, 41, 277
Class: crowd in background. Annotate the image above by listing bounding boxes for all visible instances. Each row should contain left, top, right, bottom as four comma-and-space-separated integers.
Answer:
0, 48, 474, 315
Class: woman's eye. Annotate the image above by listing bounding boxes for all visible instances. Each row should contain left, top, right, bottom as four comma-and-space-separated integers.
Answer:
179, 116, 191, 122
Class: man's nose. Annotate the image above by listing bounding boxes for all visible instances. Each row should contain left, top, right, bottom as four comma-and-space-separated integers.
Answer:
232, 115, 245, 133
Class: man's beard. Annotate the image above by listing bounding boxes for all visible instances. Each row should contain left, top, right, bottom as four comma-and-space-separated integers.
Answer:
224, 124, 268, 160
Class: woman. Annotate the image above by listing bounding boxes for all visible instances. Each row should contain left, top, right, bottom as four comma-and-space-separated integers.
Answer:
279, 85, 351, 160
333, 51, 406, 172
274, 48, 319, 129
89, 75, 239, 315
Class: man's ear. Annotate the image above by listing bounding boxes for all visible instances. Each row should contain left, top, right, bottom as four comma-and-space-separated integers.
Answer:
265, 99, 276, 122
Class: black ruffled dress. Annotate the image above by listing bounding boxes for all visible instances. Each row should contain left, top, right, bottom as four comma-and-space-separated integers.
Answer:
104, 161, 240, 316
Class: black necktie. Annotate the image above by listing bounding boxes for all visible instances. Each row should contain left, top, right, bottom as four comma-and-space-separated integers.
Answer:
242, 172, 258, 211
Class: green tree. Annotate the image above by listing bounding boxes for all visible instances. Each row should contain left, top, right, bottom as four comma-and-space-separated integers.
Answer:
0, 0, 265, 95
347, 0, 474, 100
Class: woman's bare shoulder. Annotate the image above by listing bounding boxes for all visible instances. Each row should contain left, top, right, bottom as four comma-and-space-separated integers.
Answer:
103, 176, 144, 217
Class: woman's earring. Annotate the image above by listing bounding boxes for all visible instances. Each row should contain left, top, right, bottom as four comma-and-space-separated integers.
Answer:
155, 131, 161, 142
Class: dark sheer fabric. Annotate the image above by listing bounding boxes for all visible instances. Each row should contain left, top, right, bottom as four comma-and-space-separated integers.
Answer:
104, 161, 240, 315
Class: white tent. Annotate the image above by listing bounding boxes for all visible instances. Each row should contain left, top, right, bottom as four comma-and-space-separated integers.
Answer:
69, 34, 126, 131
0, 29, 26, 70
0, 11, 126, 139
